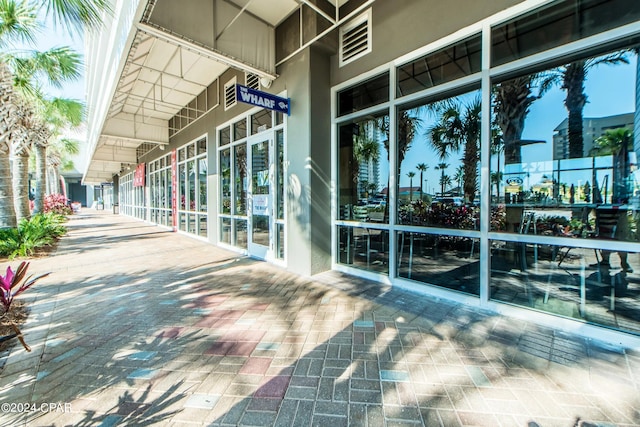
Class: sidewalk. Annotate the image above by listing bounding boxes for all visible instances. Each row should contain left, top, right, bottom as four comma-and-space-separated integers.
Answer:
0, 210, 638, 426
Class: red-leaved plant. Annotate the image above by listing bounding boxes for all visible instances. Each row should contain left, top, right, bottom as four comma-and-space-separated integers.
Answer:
0, 262, 50, 351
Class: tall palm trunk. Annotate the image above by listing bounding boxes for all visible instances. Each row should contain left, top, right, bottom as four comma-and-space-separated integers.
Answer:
493, 76, 538, 165
563, 61, 587, 159
33, 141, 47, 214
0, 62, 18, 228
12, 151, 31, 220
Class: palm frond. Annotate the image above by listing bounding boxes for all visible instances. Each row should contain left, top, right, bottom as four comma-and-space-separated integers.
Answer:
42, 0, 112, 37
0, 0, 40, 48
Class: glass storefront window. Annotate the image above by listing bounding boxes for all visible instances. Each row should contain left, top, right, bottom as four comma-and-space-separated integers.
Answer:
397, 231, 479, 296
199, 158, 207, 212
220, 127, 231, 146
490, 47, 639, 246
251, 110, 272, 134
234, 145, 247, 215
490, 239, 640, 335
220, 149, 231, 214
338, 72, 389, 117
397, 34, 481, 97
492, 0, 640, 67
397, 89, 481, 230
338, 112, 390, 224
337, 226, 389, 274
234, 119, 247, 141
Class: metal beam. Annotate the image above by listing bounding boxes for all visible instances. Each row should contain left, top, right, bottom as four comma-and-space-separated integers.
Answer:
137, 21, 277, 80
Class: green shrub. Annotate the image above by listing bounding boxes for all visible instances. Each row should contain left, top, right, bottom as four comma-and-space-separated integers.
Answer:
0, 213, 67, 259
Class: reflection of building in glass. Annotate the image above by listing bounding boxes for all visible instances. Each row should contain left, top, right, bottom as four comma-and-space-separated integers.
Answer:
553, 113, 634, 159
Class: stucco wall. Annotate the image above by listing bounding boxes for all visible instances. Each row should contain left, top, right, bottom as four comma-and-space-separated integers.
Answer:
331, 0, 523, 85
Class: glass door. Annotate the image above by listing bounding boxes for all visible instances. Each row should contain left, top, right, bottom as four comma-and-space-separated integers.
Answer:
248, 136, 273, 259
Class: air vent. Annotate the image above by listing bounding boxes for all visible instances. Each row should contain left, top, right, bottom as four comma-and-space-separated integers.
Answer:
224, 77, 237, 110
246, 73, 260, 90
340, 9, 371, 66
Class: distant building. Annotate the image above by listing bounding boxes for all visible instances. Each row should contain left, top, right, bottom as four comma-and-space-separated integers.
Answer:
552, 113, 634, 159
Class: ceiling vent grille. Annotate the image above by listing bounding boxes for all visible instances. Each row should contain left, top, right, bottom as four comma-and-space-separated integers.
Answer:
340, 9, 371, 66
224, 77, 237, 110
246, 73, 260, 90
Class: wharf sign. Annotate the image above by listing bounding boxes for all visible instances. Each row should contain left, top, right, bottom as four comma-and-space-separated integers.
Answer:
236, 84, 290, 115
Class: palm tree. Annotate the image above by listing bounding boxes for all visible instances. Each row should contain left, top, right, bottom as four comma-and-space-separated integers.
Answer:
592, 128, 633, 203
0, 0, 110, 226
543, 52, 629, 158
440, 174, 452, 195
454, 165, 464, 196
490, 171, 503, 200
407, 171, 415, 201
47, 137, 79, 195
428, 97, 481, 203
10, 98, 36, 220
0, 62, 18, 228
435, 162, 448, 196
416, 163, 428, 200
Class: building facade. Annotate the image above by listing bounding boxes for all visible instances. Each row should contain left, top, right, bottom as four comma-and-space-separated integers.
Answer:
84, 0, 640, 348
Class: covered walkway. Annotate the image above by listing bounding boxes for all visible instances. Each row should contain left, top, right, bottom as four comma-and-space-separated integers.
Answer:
0, 211, 638, 426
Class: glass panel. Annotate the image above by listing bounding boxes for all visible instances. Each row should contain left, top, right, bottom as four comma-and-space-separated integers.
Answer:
276, 223, 285, 260
397, 34, 481, 97
179, 213, 186, 231
179, 164, 186, 209
397, 89, 481, 230
338, 112, 390, 224
187, 143, 195, 158
275, 111, 284, 126
276, 130, 284, 220
491, 0, 640, 67
490, 239, 640, 335
197, 138, 207, 155
220, 149, 231, 214
198, 215, 207, 238
234, 145, 248, 215
251, 110, 272, 134
198, 158, 207, 212
234, 219, 248, 249
178, 148, 185, 162
221, 218, 231, 244
252, 140, 270, 247
220, 127, 231, 146
234, 119, 247, 140
188, 213, 196, 234
397, 231, 479, 296
337, 226, 389, 275
188, 160, 196, 211
338, 72, 389, 117
490, 47, 639, 244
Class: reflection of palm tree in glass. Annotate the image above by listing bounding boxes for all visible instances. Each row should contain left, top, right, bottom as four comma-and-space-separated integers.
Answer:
440, 174, 452, 195
407, 171, 415, 201
367, 182, 377, 197
454, 166, 464, 196
493, 75, 547, 164
555, 53, 628, 158
490, 171, 503, 201
428, 97, 481, 203
416, 163, 428, 201
435, 163, 448, 196
352, 122, 380, 199
592, 128, 633, 203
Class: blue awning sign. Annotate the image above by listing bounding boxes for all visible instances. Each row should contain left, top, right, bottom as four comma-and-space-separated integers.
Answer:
236, 84, 290, 115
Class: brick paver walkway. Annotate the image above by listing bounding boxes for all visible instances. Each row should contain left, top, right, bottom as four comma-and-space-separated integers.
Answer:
0, 211, 639, 426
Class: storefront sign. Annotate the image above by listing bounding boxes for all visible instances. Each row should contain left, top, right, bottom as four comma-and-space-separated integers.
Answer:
253, 194, 269, 216
236, 84, 290, 115
133, 163, 145, 187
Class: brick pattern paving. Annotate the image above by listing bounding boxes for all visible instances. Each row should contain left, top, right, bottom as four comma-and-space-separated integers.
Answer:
0, 212, 639, 426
